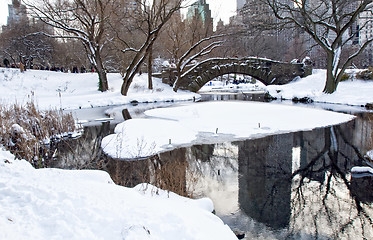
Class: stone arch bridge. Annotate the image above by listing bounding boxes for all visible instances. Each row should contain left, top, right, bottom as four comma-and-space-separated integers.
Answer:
161, 57, 312, 92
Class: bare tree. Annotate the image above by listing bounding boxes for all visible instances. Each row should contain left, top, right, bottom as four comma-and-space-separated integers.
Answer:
172, 34, 225, 91
0, 17, 57, 68
262, 0, 373, 93
152, 7, 225, 92
26, 0, 117, 92
116, 0, 184, 96
156, 5, 217, 65
155, 13, 186, 62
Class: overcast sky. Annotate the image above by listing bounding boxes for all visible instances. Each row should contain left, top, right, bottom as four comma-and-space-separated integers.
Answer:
206, 0, 237, 24
0, 0, 237, 27
0, 0, 10, 26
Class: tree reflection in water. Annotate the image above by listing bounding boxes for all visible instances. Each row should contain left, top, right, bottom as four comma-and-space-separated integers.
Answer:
287, 124, 373, 239
187, 116, 373, 239
50, 110, 373, 239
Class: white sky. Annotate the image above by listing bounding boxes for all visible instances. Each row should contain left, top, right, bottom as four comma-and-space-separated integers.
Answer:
0, 0, 237, 26
206, 0, 237, 24
0, 0, 10, 26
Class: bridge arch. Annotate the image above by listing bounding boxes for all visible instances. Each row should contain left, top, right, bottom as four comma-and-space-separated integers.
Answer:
162, 57, 312, 92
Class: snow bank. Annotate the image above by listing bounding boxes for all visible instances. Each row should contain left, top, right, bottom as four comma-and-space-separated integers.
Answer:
266, 69, 373, 106
351, 166, 373, 178
102, 101, 355, 159
0, 68, 199, 110
351, 166, 373, 174
0, 147, 236, 240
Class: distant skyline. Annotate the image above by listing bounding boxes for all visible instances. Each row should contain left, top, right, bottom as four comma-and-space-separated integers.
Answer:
0, 0, 236, 27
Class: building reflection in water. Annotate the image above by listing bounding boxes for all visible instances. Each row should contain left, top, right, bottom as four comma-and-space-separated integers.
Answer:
52, 111, 373, 239
237, 134, 292, 229
185, 116, 373, 239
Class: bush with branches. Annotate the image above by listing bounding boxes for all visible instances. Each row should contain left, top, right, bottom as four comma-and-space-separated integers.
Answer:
0, 102, 77, 167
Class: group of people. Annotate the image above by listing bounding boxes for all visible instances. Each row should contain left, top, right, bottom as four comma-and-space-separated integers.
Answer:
2, 57, 30, 72
72, 66, 88, 73
1, 58, 26, 72
1, 58, 95, 73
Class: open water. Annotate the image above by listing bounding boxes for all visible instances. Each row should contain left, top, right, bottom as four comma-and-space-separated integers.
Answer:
52, 94, 373, 239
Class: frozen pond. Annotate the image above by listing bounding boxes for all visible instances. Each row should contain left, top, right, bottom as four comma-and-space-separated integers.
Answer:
54, 97, 373, 239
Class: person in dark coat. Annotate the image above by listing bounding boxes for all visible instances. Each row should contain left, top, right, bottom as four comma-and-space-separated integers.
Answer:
3, 58, 10, 68
80, 66, 86, 73
72, 66, 78, 73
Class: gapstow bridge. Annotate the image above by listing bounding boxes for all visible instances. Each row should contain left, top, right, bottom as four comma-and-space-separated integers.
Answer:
160, 57, 313, 92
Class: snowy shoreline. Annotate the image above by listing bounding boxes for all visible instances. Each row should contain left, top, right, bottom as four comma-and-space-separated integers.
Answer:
267, 69, 373, 107
200, 69, 373, 108
1, 68, 373, 112
0, 148, 236, 240
0, 67, 200, 111
0, 67, 371, 239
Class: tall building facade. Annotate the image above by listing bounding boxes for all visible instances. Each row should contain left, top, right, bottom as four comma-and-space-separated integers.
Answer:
357, 7, 373, 66
358, 8, 373, 44
239, 0, 292, 28
186, 0, 213, 34
7, 0, 28, 27
236, 0, 246, 11
239, 0, 295, 49
300, 0, 372, 67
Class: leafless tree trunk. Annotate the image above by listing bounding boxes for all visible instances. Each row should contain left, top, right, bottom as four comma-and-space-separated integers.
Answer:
148, 43, 153, 90
262, 0, 373, 93
118, 0, 184, 96
25, 0, 115, 92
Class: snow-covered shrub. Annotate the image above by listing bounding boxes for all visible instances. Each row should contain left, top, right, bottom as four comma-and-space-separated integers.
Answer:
0, 102, 76, 167
356, 68, 373, 80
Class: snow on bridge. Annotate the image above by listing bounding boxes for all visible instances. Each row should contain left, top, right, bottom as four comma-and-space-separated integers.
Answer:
161, 57, 313, 92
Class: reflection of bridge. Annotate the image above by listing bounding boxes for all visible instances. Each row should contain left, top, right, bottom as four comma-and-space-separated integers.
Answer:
162, 57, 312, 92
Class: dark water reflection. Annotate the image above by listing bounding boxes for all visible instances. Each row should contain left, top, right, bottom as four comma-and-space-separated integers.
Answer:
182, 115, 373, 239
50, 108, 373, 239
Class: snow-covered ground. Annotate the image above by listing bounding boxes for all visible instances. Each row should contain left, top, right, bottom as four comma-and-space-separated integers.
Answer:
0, 147, 236, 240
0, 67, 371, 239
2, 67, 373, 110
199, 79, 266, 93
267, 69, 373, 106
0, 68, 199, 110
